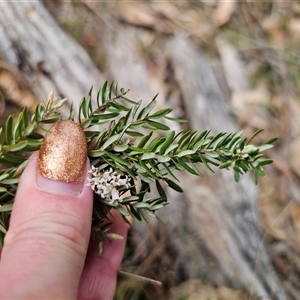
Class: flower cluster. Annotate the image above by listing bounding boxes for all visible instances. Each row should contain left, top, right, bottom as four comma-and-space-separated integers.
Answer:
87, 166, 130, 204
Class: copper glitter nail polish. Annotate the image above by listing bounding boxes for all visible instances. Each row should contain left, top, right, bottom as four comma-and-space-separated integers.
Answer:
38, 120, 87, 183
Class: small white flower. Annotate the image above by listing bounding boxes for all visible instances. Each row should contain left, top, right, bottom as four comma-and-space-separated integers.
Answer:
87, 166, 130, 204
102, 168, 113, 180
110, 187, 122, 204
118, 177, 128, 187
88, 165, 101, 177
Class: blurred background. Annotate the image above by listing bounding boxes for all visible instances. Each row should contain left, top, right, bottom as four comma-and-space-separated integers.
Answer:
1, 1, 300, 299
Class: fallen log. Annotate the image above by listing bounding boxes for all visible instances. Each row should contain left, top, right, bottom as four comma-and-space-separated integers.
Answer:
0, 1, 104, 115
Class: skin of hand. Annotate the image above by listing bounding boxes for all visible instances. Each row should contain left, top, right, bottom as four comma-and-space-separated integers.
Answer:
0, 152, 129, 299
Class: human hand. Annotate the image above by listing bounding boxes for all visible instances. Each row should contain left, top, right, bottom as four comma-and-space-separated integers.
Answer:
0, 121, 129, 299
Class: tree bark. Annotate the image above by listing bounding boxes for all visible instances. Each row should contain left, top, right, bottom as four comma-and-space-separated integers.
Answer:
0, 2, 104, 116
165, 35, 286, 299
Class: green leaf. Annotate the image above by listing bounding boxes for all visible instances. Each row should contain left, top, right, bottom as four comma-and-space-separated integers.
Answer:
190, 130, 210, 149
150, 203, 167, 211
257, 158, 273, 166
122, 195, 139, 203
146, 120, 170, 131
41, 118, 60, 124
160, 163, 178, 181
0, 154, 27, 164
215, 132, 231, 148
137, 132, 153, 148
96, 87, 101, 107
178, 130, 191, 146
128, 147, 145, 156
6, 141, 28, 152
147, 137, 164, 152
132, 100, 142, 119
23, 141, 43, 151
116, 205, 130, 216
13, 113, 23, 141
227, 131, 243, 147
13, 160, 28, 176
5, 116, 13, 145
68, 103, 75, 120
79, 97, 87, 120
141, 152, 156, 160
257, 144, 273, 152
156, 180, 167, 199
101, 81, 108, 104
215, 135, 231, 150
138, 99, 157, 120
159, 130, 175, 155
157, 155, 171, 163
110, 101, 129, 111
128, 121, 145, 130
121, 96, 139, 106
229, 137, 243, 152
24, 124, 35, 136
105, 152, 130, 166
176, 149, 196, 157
243, 145, 259, 154
205, 151, 219, 159
33, 103, 41, 123
1, 178, 19, 185
113, 144, 129, 152
0, 173, 10, 181
138, 173, 153, 183
165, 144, 179, 155
88, 150, 105, 157
256, 166, 265, 177
0, 223, 7, 234
148, 160, 161, 177
165, 179, 183, 192
188, 158, 202, 176
22, 106, 28, 128
133, 202, 150, 208
246, 129, 263, 145
123, 107, 132, 126
93, 113, 119, 120
263, 137, 278, 145
101, 134, 120, 150
238, 139, 246, 151
237, 161, 249, 172
85, 95, 92, 117
0, 204, 13, 212
219, 161, 232, 169
125, 131, 144, 137
207, 132, 226, 148
81, 119, 92, 129
139, 160, 159, 179
28, 131, 44, 140
198, 154, 215, 173
234, 171, 240, 182
133, 161, 147, 172
144, 209, 157, 218
129, 206, 142, 221
165, 116, 187, 123
149, 108, 172, 119
176, 158, 199, 176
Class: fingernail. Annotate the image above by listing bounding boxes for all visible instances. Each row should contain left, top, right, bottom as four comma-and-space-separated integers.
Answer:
37, 120, 88, 196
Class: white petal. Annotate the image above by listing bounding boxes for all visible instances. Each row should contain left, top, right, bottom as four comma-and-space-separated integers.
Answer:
111, 188, 120, 201
118, 178, 127, 186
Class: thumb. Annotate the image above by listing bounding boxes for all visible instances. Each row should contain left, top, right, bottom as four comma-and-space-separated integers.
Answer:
0, 121, 93, 299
